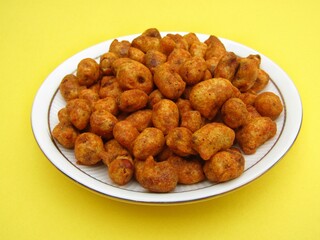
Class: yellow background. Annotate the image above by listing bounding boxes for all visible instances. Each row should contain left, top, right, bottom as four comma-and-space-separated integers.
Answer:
1, 0, 319, 239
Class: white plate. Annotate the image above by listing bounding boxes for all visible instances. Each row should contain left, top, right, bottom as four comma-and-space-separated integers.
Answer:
31, 32, 302, 205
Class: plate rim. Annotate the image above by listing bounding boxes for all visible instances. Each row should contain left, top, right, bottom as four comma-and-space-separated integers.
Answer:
31, 32, 303, 204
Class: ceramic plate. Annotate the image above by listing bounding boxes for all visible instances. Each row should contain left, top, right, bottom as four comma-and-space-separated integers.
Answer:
31, 32, 302, 204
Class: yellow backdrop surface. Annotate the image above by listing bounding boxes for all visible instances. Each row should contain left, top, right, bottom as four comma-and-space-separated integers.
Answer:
1, 0, 319, 239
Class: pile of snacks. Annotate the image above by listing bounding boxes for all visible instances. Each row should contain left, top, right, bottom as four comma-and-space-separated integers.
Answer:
52, 28, 283, 192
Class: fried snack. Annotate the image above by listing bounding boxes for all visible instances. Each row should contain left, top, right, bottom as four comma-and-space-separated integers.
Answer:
142, 28, 162, 38
155, 145, 174, 162
99, 139, 131, 166
166, 127, 197, 157
125, 109, 153, 132
52, 122, 79, 149
239, 91, 257, 105
59, 74, 86, 101
176, 98, 193, 117
57, 107, 70, 124
92, 97, 119, 116
206, 56, 220, 76
132, 127, 165, 160
168, 155, 205, 184
144, 50, 167, 73
90, 109, 118, 139
179, 56, 207, 85
115, 59, 153, 94
251, 69, 270, 92
180, 110, 203, 132
189, 78, 240, 120
152, 99, 179, 135
189, 42, 207, 58
98, 76, 123, 100
100, 52, 119, 76
254, 92, 283, 120
166, 33, 189, 50
113, 120, 139, 152
213, 52, 239, 80
203, 149, 245, 183
78, 89, 100, 108
108, 156, 134, 185
148, 89, 164, 108
109, 39, 131, 57
192, 123, 235, 160
118, 89, 148, 112
66, 98, 91, 130
167, 48, 191, 71
76, 58, 100, 87
131, 35, 160, 53
181, 85, 193, 100
159, 36, 176, 55
203, 69, 213, 80
128, 47, 145, 64
153, 63, 186, 100
133, 159, 145, 183
204, 35, 227, 60
245, 104, 261, 124
236, 116, 277, 154
183, 32, 200, 47
232, 56, 259, 92
138, 156, 178, 193
74, 132, 104, 165
221, 98, 249, 129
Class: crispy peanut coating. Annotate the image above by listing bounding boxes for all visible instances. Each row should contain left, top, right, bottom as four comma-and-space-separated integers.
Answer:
108, 156, 134, 185
74, 132, 104, 165
98, 76, 123, 100
115, 59, 153, 94
236, 116, 277, 154
192, 123, 235, 160
125, 109, 153, 132
204, 35, 227, 60
100, 52, 118, 76
168, 155, 205, 184
180, 110, 203, 132
66, 98, 91, 130
139, 156, 178, 193
79, 88, 100, 108
153, 63, 186, 100
118, 89, 148, 112
131, 35, 160, 53
221, 98, 249, 129
109, 39, 131, 57
76, 58, 100, 87
232, 57, 259, 92
213, 52, 239, 80
189, 42, 207, 58
254, 92, 283, 120
128, 47, 145, 64
93, 97, 119, 116
99, 139, 131, 166
59, 74, 86, 101
90, 109, 118, 139
166, 127, 197, 157
152, 99, 179, 135
179, 56, 207, 85
144, 50, 167, 73
52, 122, 79, 149
132, 127, 165, 160
113, 120, 139, 152
189, 78, 239, 120
251, 69, 270, 92
203, 149, 244, 183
